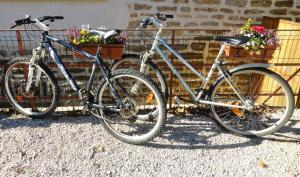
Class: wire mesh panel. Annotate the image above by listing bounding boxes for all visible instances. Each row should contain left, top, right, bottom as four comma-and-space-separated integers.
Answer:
0, 29, 300, 114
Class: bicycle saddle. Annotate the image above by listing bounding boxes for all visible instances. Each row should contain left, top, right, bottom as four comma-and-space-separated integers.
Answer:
90, 29, 119, 39
213, 36, 250, 46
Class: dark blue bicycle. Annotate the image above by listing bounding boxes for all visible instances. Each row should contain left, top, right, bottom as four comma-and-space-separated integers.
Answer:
3, 15, 167, 144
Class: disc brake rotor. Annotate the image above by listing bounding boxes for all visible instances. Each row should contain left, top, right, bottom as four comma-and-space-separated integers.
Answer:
119, 97, 138, 119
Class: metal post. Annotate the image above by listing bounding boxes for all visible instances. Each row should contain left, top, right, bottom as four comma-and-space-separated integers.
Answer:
16, 30, 25, 56
169, 29, 175, 108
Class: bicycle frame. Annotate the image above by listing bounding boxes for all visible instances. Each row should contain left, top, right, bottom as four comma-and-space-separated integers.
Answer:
144, 35, 249, 109
27, 32, 122, 106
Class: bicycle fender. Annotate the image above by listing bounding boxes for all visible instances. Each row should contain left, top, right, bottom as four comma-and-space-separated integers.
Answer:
229, 63, 273, 73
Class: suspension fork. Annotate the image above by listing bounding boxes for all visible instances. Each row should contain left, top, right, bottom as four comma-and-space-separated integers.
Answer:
34, 48, 46, 87
130, 51, 152, 93
25, 47, 42, 92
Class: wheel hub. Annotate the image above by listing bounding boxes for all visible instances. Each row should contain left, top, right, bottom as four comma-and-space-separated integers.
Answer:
119, 97, 138, 119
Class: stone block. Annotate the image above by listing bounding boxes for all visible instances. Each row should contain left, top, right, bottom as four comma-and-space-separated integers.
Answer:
190, 43, 206, 51
151, 0, 166, 2
157, 6, 177, 11
173, 0, 189, 3
180, 52, 203, 59
134, 3, 152, 10
220, 8, 234, 13
212, 14, 225, 19
225, 0, 248, 7
200, 21, 219, 26
167, 21, 181, 27
228, 15, 239, 21
177, 14, 193, 18
127, 45, 146, 53
289, 10, 300, 16
195, 14, 208, 18
181, 7, 191, 12
251, 0, 272, 7
209, 43, 220, 48
269, 9, 288, 15
194, 7, 218, 12
130, 13, 138, 18
244, 9, 265, 14
172, 44, 189, 50
193, 0, 220, 5
275, 0, 293, 7
223, 23, 243, 27
184, 22, 198, 27
128, 21, 139, 28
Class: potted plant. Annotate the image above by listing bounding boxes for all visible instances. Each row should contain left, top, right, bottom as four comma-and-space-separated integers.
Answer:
66, 27, 127, 59
225, 19, 280, 59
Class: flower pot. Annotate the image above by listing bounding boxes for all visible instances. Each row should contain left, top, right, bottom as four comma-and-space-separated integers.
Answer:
73, 44, 125, 60
224, 45, 277, 59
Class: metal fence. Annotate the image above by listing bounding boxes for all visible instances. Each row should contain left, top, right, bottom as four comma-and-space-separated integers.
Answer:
1, 29, 300, 113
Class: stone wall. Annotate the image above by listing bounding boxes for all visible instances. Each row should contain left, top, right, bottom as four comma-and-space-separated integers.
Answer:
127, 0, 300, 29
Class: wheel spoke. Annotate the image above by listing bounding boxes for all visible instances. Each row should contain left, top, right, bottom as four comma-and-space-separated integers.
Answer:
210, 69, 292, 136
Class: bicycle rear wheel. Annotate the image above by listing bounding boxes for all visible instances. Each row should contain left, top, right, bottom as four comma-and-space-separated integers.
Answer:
209, 67, 294, 136
3, 57, 59, 118
96, 69, 167, 144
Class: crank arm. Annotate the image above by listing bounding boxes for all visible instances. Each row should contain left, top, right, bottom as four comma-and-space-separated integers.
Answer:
86, 101, 121, 112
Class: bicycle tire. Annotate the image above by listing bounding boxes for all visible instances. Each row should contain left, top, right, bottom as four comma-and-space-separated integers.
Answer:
3, 57, 59, 118
209, 67, 294, 136
111, 54, 168, 99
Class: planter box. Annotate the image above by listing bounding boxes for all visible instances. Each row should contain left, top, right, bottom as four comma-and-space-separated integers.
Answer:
224, 45, 277, 59
73, 44, 125, 60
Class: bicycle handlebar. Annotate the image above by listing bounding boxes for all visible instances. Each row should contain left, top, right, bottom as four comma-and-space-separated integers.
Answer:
38, 16, 64, 22
137, 13, 173, 30
11, 15, 64, 29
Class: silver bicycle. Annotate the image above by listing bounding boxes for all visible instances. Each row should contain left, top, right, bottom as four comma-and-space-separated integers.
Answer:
112, 14, 295, 137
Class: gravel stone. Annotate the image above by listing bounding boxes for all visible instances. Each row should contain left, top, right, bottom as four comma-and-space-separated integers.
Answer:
0, 111, 299, 177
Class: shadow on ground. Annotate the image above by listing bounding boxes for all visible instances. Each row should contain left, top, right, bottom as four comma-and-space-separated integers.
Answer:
144, 114, 300, 150
0, 110, 299, 150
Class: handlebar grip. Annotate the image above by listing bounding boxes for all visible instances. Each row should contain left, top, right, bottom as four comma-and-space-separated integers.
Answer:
10, 18, 35, 28
54, 16, 64, 20
10, 24, 17, 29
165, 14, 174, 19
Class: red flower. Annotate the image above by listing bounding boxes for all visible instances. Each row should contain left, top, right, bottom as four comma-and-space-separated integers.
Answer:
251, 25, 266, 34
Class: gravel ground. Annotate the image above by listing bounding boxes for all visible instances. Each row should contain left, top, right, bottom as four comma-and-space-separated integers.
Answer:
0, 109, 299, 177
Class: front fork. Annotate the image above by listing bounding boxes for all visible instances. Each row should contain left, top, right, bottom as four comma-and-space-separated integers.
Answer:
25, 47, 45, 93
130, 51, 152, 93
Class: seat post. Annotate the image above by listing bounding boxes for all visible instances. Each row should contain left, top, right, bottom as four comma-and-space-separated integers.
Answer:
215, 43, 228, 62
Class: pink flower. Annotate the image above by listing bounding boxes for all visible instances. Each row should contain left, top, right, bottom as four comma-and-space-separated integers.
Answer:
251, 25, 266, 34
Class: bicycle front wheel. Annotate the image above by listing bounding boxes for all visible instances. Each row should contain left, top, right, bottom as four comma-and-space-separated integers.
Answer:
111, 54, 168, 99
3, 57, 59, 118
96, 69, 167, 144
209, 67, 294, 136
